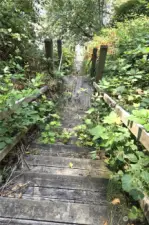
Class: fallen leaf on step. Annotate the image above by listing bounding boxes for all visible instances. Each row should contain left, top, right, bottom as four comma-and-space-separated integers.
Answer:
8, 194, 15, 198
18, 183, 24, 188
111, 198, 120, 205
12, 185, 19, 191
69, 162, 73, 168
18, 193, 22, 199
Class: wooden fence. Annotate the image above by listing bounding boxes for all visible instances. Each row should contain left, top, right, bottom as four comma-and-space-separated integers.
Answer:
90, 45, 108, 82
91, 45, 149, 151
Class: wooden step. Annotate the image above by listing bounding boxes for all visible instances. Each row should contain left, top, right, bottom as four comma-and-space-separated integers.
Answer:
13, 171, 109, 191
0, 197, 107, 225
23, 166, 109, 177
8, 173, 108, 205
22, 155, 109, 178
29, 143, 91, 158
15, 186, 107, 205
24, 155, 106, 170
0, 218, 76, 225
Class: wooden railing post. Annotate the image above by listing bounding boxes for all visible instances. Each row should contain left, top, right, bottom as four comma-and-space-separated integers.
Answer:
57, 39, 62, 61
90, 48, 98, 77
96, 45, 108, 82
44, 38, 54, 74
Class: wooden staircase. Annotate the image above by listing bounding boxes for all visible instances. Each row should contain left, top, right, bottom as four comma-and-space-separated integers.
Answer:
0, 76, 110, 225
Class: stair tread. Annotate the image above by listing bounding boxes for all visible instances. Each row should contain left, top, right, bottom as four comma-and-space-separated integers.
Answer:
0, 76, 109, 225
23, 165, 109, 178
24, 155, 106, 169
8, 172, 107, 205
13, 171, 108, 191
13, 186, 107, 205
0, 197, 107, 225
0, 218, 77, 225
30, 143, 91, 152
22, 155, 110, 178
29, 143, 91, 158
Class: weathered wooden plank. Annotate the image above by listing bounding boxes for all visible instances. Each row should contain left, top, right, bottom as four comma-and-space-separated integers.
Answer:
0, 197, 107, 225
0, 132, 26, 162
29, 143, 91, 158
24, 155, 106, 170
44, 39, 54, 74
103, 93, 117, 108
26, 165, 109, 178
140, 197, 149, 223
57, 39, 62, 61
96, 45, 108, 82
13, 172, 108, 191
20, 186, 107, 205
93, 82, 101, 92
90, 48, 98, 77
0, 218, 75, 225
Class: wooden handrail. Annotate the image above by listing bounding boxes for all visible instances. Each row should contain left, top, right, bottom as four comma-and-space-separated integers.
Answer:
93, 82, 149, 151
0, 85, 49, 162
0, 86, 49, 121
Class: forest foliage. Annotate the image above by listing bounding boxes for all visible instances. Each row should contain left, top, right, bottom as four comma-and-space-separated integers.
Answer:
44, 0, 107, 41
1, 1, 149, 222
73, 1, 149, 221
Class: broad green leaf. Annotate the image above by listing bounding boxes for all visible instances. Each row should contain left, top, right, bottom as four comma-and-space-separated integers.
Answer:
86, 108, 95, 114
133, 103, 140, 108
117, 151, 124, 162
128, 206, 140, 220
104, 112, 121, 125
0, 142, 6, 150
129, 189, 144, 200
85, 119, 92, 125
89, 125, 106, 140
141, 171, 149, 184
125, 154, 138, 163
122, 174, 133, 192
144, 124, 149, 132
115, 86, 126, 94
128, 96, 134, 101
128, 115, 147, 125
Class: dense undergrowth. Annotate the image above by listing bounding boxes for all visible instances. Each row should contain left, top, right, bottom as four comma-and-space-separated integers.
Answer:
0, 0, 75, 151
1, 0, 149, 223
74, 94, 148, 222
76, 8, 149, 224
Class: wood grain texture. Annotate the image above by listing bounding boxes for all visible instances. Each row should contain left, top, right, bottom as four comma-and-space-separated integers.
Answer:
0, 197, 107, 225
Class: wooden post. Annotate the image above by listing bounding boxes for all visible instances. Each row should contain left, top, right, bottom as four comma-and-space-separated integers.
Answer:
90, 48, 98, 77
57, 39, 62, 61
44, 38, 54, 74
96, 45, 108, 82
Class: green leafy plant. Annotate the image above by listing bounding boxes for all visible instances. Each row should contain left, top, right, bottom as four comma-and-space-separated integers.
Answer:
39, 114, 61, 144
59, 129, 74, 144
129, 109, 149, 131
74, 92, 149, 207
128, 206, 144, 222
